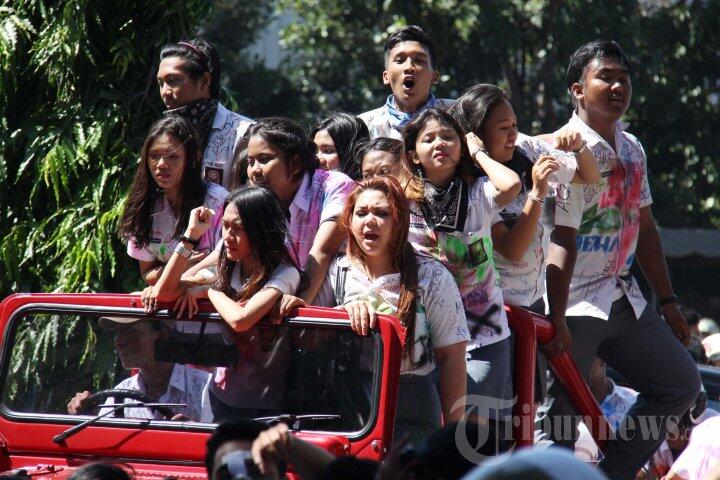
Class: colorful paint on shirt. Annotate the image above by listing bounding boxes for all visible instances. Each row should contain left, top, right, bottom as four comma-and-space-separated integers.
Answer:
408, 177, 509, 347
552, 112, 653, 320
286, 169, 355, 268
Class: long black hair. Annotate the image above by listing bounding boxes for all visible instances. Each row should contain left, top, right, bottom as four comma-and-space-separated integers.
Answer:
159, 38, 221, 99
450, 84, 534, 191
216, 186, 306, 300
311, 112, 370, 180
119, 115, 206, 248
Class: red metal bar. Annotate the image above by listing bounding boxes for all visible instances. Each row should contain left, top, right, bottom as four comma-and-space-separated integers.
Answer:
508, 306, 612, 452
505, 306, 537, 448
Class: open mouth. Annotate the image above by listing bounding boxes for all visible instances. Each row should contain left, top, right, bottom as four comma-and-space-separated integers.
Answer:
402, 78, 415, 90
363, 232, 380, 242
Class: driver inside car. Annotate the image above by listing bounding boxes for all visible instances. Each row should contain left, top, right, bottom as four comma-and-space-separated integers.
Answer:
67, 317, 211, 422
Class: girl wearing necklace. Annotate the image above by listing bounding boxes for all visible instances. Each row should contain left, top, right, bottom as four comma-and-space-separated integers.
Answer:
401, 108, 521, 429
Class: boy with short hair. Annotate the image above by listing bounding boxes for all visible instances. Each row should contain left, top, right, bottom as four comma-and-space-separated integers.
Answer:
542, 40, 700, 480
359, 25, 452, 139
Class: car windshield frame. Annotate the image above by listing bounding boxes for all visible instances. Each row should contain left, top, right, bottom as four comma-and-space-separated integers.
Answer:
0, 303, 384, 441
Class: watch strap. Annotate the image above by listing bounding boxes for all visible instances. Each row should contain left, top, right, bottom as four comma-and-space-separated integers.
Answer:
659, 294, 679, 306
180, 234, 200, 248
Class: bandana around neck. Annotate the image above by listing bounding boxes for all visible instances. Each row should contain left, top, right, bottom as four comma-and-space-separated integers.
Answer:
164, 98, 218, 150
385, 92, 438, 130
419, 175, 468, 233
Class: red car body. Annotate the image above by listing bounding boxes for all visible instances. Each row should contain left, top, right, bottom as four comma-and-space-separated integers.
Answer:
0, 293, 608, 479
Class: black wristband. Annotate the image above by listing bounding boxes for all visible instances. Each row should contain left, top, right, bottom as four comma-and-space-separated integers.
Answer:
180, 234, 200, 248
659, 295, 679, 306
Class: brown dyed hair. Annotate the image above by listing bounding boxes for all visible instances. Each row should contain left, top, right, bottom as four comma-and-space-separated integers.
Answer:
341, 176, 420, 363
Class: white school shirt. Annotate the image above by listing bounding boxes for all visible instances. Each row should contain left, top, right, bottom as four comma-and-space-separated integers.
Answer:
202, 103, 254, 189
408, 176, 510, 348
328, 254, 470, 376
208, 262, 300, 410
103, 364, 211, 422
127, 183, 228, 264
549, 112, 653, 320
358, 97, 455, 140
492, 133, 577, 307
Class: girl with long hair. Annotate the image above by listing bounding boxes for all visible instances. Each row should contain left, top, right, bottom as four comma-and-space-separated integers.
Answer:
311, 112, 370, 180
402, 108, 521, 424
174, 186, 304, 420
449, 84, 600, 314
183, 118, 355, 310
328, 176, 468, 443
119, 115, 227, 291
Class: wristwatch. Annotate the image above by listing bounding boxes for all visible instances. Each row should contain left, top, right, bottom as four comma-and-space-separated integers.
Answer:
659, 294, 679, 306
180, 234, 200, 248
174, 243, 194, 260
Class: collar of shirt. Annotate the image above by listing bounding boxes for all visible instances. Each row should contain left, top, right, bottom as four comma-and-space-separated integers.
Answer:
133, 364, 187, 402
385, 92, 438, 129
211, 102, 229, 131
568, 111, 630, 151
290, 171, 312, 214
156, 194, 176, 222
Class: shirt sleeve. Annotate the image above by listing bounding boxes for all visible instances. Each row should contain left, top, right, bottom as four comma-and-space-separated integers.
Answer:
320, 172, 355, 224
522, 135, 578, 185
419, 260, 470, 349
553, 182, 584, 230
264, 263, 301, 295
476, 176, 506, 217
637, 140, 653, 208
127, 237, 156, 262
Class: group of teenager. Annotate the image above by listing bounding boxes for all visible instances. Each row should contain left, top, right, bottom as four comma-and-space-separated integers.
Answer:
112, 26, 700, 480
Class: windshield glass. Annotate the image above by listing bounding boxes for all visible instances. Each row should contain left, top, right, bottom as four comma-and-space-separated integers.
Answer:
2, 310, 378, 434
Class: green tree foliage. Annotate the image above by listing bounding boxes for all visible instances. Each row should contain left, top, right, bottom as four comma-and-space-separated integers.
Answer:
200, 0, 305, 118
278, 0, 720, 228
0, 1, 213, 296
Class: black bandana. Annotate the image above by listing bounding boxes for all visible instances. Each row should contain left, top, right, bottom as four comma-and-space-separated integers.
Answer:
419, 176, 469, 232
165, 98, 218, 150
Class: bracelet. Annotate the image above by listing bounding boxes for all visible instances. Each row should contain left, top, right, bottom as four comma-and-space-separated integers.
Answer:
174, 243, 194, 260
470, 147, 488, 159
572, 140, 587, 154
527, 193, 545, 205
659, 294, 679, 306
180, 234, 200, 248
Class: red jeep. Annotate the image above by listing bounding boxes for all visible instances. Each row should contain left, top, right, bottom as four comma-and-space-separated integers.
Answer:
0, 293, 608, 479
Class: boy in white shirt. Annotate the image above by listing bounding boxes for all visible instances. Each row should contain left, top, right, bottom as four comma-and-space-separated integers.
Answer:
358, 26, 452, 139
541, 40, 700, 480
